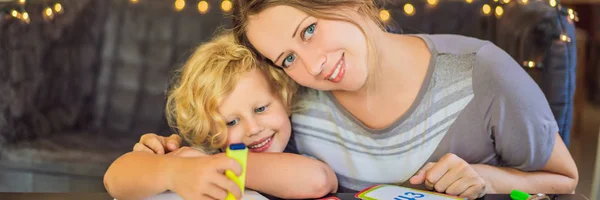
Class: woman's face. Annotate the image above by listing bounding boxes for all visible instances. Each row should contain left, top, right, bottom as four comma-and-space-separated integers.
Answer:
246, 5, 369, 92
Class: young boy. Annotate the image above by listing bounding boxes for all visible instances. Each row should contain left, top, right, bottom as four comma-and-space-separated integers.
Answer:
103, 33, 338, 200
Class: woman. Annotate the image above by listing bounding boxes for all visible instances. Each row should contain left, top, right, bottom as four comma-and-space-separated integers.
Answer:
137, 0, 578, 199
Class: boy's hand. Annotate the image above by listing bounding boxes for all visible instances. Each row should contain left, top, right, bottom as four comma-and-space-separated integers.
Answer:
133, 133, 182, 154
409, 153, 486, 200
169, 154, 243, 200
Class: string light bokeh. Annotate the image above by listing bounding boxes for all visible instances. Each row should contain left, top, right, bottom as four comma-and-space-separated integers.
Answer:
54, 2, 62, 13
198, 0, 209, 14
495, 5, 504, 18
482, 4, 492, 15
221, 0, 232, 12
427, 0, 438, 6
379, 9, 391, 22
1, 0, 580, 69
174, 0, 185, 11
403, 3, 415, 16
2, 1, 65, 24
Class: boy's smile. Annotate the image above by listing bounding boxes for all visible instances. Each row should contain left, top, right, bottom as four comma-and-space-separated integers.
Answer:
248, 133, 275, 152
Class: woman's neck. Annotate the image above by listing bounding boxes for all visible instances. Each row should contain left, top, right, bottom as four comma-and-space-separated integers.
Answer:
334, 32, 430, 101
329, 31, 432, 129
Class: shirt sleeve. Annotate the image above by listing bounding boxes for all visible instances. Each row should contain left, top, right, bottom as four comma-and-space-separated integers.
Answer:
285, 132, 321, 161
473, 42, 558, 171
283, 132, 299, 154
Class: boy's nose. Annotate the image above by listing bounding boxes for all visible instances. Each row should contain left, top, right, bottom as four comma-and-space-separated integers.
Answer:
244, 117, 264, 137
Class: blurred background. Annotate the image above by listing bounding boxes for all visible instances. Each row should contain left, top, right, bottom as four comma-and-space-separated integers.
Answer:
0, 0, 599, 198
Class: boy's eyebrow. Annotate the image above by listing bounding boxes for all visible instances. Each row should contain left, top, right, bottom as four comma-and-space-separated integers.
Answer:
220, 112, 232, 120
273, 15, 310, 65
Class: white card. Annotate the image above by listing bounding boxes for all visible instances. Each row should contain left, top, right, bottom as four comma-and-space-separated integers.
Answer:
356, 185, 467, 200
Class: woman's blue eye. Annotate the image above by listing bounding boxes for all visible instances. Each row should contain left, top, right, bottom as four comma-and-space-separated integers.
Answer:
304, 23, 316, 40
255, 105, 267, 113
280, 23, 315, 68
282, 54, 296, 68
226, 119, 238, 127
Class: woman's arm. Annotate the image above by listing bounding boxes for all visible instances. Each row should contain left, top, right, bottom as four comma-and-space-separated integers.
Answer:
465, 41, 578, 195
472, 132, 578, 194
245, 152, 338, 199
410, 133, 577, 199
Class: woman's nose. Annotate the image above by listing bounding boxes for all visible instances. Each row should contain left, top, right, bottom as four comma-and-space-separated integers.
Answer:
300, 49, 327, 76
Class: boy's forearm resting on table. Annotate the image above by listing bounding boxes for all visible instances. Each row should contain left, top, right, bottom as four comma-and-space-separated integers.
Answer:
104, 151, 337, 200
472, 133, 578, 194
245, 152, 338, 199
103, 151, 177, 200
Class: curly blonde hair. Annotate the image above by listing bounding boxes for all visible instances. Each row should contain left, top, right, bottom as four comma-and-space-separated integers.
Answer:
166, 33, 297, 152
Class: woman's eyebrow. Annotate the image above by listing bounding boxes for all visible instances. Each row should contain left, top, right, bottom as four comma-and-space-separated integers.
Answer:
273, 15, 310, 64
292, 16, 310, 38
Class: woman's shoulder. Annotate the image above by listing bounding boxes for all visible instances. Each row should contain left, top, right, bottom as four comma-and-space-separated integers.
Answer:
421, 34, 517, 70
415, 34, 492, 55
294, 87, 324, 102
469, 40, 524, 89
293, 88, 330, 110
416, 34, 522, 89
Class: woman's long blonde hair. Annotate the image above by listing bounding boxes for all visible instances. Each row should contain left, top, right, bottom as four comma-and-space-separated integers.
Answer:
166, 33, 297, 152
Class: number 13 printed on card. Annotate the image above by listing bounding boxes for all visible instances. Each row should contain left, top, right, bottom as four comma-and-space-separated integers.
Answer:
356, 185, 467, 200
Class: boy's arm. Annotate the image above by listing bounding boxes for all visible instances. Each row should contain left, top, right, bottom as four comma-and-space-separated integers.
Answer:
105, 148, 243, 200
245, 152, 338, 199
104, 151, 180, 200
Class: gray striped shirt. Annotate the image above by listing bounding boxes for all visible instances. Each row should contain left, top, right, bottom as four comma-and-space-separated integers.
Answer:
289, 34, 558, 192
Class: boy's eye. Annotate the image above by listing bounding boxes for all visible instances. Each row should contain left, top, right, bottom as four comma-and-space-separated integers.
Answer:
255, 105, 268, 113
282, 54, 296, 68
226, 119, 239, 127
303, 23, 316, 40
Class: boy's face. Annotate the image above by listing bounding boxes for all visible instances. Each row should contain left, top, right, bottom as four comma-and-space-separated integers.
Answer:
218, 69, 292, 153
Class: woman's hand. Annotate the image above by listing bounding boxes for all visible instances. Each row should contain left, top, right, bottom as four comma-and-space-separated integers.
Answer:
409, 153, 487, 200
133, 133, 182, 154
167, 146, 208, 157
